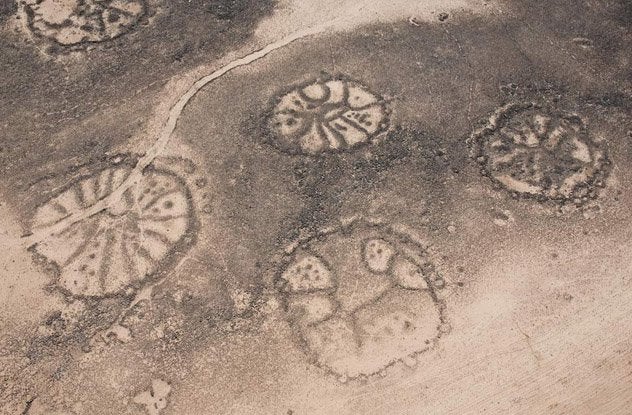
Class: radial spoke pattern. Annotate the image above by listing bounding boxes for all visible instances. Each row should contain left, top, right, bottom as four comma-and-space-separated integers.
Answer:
472, 105, 610, 202
266, 77, 391, 155
31, 164, 194, 298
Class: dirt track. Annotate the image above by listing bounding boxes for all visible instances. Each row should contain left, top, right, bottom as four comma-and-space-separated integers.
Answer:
1, 1, 631, 414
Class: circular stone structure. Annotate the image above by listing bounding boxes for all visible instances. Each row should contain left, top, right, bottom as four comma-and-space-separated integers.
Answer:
274, 218, 447, 380
30, 160, 195, 298
471, 103, 610, 203
22, 0, 146, 46
264, 76, 391, 155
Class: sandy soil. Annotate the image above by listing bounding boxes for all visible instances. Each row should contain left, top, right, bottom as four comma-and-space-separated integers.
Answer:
1, 0, 631, 414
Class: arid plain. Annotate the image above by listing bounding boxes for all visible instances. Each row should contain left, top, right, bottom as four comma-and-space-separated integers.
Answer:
1, 0, 631, 414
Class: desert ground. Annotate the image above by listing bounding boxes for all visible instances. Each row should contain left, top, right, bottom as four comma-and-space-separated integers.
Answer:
1, 0, 631, 414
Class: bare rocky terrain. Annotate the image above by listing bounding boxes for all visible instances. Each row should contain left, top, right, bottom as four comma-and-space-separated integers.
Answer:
1, 0, 631, 414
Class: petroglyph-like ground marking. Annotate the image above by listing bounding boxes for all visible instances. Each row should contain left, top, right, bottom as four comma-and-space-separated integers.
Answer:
20, 21, 346, 251
264, 76, 391, 155
471, 103, 610, 203
20, 0, 146, 46
19, 19, 364, 339
29, 156, 196, 298
133, 379, 171, 415
275, 218, 448, 380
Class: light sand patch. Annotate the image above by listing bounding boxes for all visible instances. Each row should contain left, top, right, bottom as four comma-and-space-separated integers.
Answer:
133, 379, 171, 415
0, 200, 61, 330
255, 0, 495, 41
